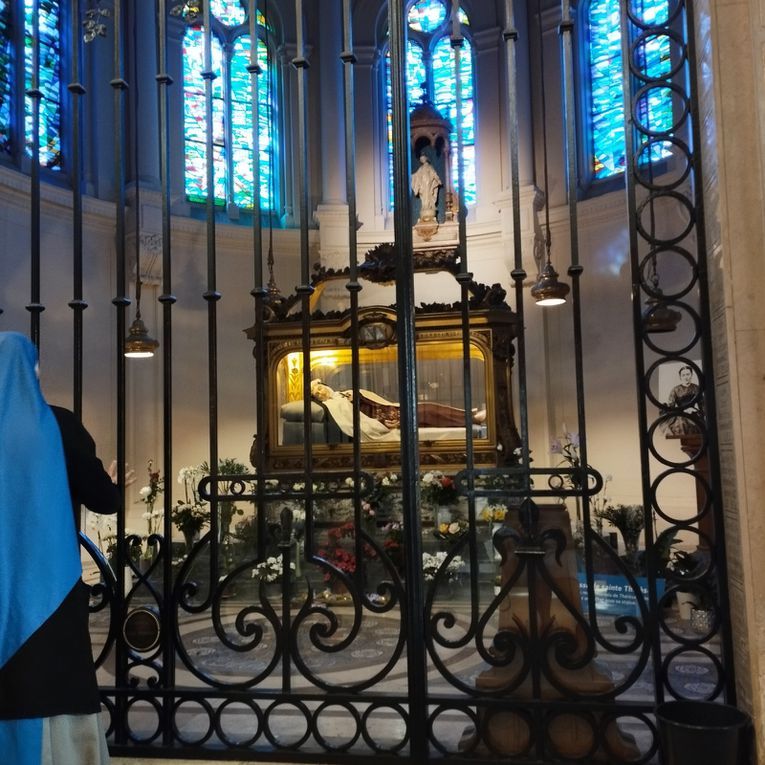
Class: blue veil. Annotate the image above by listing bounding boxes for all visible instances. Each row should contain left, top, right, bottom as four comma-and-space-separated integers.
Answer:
0, 332, 82, 763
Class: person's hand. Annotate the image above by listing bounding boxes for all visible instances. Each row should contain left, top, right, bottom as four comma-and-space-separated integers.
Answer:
108, 460, 136, 487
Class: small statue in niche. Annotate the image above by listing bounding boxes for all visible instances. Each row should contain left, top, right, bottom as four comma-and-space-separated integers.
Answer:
411, 154, 442, 223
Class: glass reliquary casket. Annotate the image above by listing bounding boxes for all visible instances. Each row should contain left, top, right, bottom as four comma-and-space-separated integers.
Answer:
245, 246, 521, 472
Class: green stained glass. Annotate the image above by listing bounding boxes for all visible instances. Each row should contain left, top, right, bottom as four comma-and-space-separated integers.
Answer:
588, 0, 671, 180
0, 0, 11, 155
210, 0, 246, 27
24, 0, 62, 169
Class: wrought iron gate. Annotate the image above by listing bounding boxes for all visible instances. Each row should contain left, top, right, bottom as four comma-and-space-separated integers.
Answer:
2, 0, 733, 762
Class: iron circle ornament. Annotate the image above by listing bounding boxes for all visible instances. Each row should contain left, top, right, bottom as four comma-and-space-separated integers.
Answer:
639, 245, 698, 300
123, 606, 161, 653
647, 417, 708, 469
627, 0, 684, 27
313, 701, 363, 752
124, 695, 163, 743
171, 698, 215, 747
644, 356, 704, 410
262, 700, 312, 749
632, 81, 690, 136
651, 467, 712, 525
214, 698, 263, 748
630, 28, 687, 82
636, 191, 696, 247
642, 302, 702, 356
634, 136, 692, 191
600, 711, 660, 764
661, 646, 726, 700
360, 702, 409, 753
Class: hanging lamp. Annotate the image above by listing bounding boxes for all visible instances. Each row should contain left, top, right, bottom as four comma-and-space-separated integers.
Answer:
530, 0, 569, 307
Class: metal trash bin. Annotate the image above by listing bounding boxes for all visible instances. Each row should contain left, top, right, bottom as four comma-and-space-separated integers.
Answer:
657, 700, 751, 765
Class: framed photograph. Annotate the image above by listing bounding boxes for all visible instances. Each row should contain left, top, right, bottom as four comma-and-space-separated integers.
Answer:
657, 360, 704, 436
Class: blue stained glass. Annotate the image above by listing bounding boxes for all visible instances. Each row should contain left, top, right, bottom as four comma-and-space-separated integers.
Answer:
385, 2, 476, 208
432, 35, 475, 203
408, 0, 446, 33
406, 40, 426, 104
183, 28, 226, 204
210, 0, 246, 27
183, 12, 275, 211
24, 0, 62, 169
588, 0, 671, 180
230, 35, 273, 209
0, 0, 11, 155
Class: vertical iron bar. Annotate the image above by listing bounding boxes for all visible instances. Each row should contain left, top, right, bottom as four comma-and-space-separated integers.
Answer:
155, 0, 176, 741
109, 0, 129, 744
292, 0, 315, 574
559, 0, 593, 607
620, 0, 665, 704
389, 1, 427, 760
340, 0, 365, 586
503, 0, 531, 480
202, 0, 221, 592
26, 0, 42, 346
247, 1, 268, 564
450, 0, 479, 624
68, 0, 87, 420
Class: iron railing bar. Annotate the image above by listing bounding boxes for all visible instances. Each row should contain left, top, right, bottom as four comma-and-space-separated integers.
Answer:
27, 0, 42, 347
68, 0, 86, 420
155, 0, 177, 742
340, 0, 366, 590
502, 0, 531, 485
389, 1, 427, 761
109, 0, 130, 745
247, 0, 269, 565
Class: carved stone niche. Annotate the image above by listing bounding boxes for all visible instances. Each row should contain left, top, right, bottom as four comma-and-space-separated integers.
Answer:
409, 97, 458, 244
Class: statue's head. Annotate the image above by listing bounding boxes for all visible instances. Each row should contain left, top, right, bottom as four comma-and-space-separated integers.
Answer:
310, 379, 334, 402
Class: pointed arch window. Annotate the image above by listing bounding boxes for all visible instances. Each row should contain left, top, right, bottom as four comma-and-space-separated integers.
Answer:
384, 0, 475, 208
182, 2, 277, 210
586, 0, 672, 181
0, 0, 63, 169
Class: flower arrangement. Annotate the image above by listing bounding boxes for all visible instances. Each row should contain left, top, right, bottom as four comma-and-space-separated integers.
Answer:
550, 431, 584, 489
422, 551, 465, 582
87, 511, 116, 557
138, 459, 164, 536
594, 503, 644, 557
199, 457, 247, 539
434, 518, 468, 543
421, 471, 459, 507
362, 471, 400, 523
318, 522, 377, 582
172, 465, 209, 548
382, 520, 405, 572
252, 554, 295, 583
480, 504, 508, 524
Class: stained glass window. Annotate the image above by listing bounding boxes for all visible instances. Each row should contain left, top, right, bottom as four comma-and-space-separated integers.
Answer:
23, 0, 62, 169
587, 0, 671, 180
183, 6, 276, 210
0, 0, 11, 155
385, 0, 475, 208
0, 1, 62, 167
